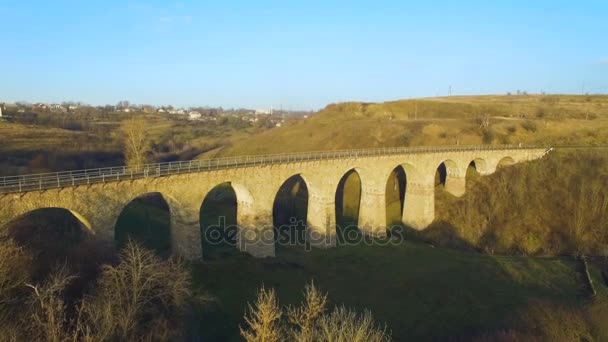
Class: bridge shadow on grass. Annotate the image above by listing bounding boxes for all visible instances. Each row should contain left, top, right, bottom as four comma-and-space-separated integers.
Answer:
190, 233, 586, 341
418, 220, 479, 252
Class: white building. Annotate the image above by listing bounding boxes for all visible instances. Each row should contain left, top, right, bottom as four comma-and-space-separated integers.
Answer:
188, 111, 202, 120
255, 109, 271, 115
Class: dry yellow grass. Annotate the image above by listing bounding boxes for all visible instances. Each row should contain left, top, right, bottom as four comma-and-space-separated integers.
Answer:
0, 122, 88, 153
217, 95, 608, 157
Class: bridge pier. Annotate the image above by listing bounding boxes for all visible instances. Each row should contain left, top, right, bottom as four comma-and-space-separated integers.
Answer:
444, 175, 466, 197
237, 203, 275, 258
169, 201, 203, 260
307, 197, 337, 248
402, 182, 435, 230
358, 180, 387, 236
171, 212, 203, 260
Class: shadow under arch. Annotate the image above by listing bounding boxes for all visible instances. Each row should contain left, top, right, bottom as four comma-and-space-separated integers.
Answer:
470, 158, 488, 174
115, 192, 171, 256
335, 168, 362, 241
2, 207, 98, 279
386, 165, 407, 227
435, 159, 460, 188
199, 182, 242, 259
466, 159, 485, 188
273, 174, 308, 249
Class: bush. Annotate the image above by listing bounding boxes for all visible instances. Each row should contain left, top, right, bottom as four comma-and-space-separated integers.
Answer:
241, 282, 391, 341
241, 287, 283, 342
400, 132, 412, 146
481, 129, 494, 144
535, 108, 546, 118
521, 120, 537, 132
0, 240, 32, 338
1, 241, 193, 341
82, 242, 192, 341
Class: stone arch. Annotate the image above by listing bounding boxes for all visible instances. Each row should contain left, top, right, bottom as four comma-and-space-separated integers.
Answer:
436, 159, 466, 197
498, 156, 516, 168
3, 207, 93, 235
273, 174, 309, 247
401, 163, 422, 182
2, 206, 93, 234
114, 192, 172, 255
435, 159, 460, 187
1, 207, 97, 276
468, 158, 488, 175
335, 168, 362, 238
386, 165, 407, 227
384, 163, 421, 228
199, 181, 254, 259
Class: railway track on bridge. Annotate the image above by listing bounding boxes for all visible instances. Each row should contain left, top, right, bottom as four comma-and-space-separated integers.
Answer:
0, 144, 559, 194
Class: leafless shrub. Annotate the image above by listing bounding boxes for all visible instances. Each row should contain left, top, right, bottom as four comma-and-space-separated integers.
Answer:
315, 306, 390, 342
521, 120, 537, 132
0, 239, 31, 305
82, 241, 192, 341
1, 229, 194, 342
0, 239, 32, 341
287, 281, 327, 341
240, 286, 283, 342
242, 283, 391, 342
26, 265, 80, 342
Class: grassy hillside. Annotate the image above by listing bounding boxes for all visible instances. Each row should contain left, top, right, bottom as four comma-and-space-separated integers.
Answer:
216, 95, 608, 157
429, 149, 608, 256
0, 114, 255, 175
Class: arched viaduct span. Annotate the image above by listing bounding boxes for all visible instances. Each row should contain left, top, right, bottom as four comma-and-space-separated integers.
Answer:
0, 145, 550, 259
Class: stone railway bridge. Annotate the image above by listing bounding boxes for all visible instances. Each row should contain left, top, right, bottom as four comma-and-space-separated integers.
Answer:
0, 145, 550, 259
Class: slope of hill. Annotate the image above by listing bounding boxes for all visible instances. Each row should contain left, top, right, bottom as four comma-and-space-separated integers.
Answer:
213, 95, 608, 157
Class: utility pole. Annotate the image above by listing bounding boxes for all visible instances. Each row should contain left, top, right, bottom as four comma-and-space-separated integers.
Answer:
448, 85, 452, 96
582, 81, 586, 95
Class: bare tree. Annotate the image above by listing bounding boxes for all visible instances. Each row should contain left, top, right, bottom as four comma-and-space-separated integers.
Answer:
478, 114, 490, 129
287, 282, 327, 341
116, 100, 130, 109
82, 242, 192, 341
242, 283, 391, 342
120, 117, 150, 167
241, 286, 283, 342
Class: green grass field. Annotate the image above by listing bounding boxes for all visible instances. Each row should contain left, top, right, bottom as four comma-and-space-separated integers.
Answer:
190, 240, 598, 341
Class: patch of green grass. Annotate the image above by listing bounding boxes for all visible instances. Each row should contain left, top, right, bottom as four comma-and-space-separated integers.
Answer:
191, 240, 585, 341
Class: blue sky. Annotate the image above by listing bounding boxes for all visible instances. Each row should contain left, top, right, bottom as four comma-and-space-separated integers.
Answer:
1, 1, 607, 109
